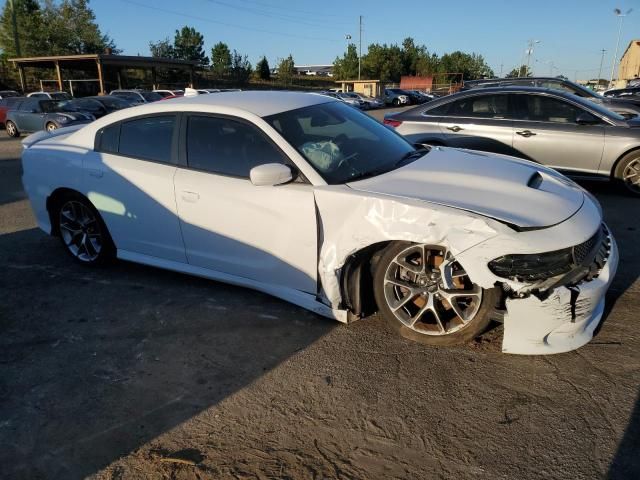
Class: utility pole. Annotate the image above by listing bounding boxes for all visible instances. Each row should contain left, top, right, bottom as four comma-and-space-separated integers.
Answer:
358, 15, 362, 80
598, 48, 606, 87
609, 8, 633, 88
499, 63, 503, 77
8, 0, 21, 57
525, 39, 540, 76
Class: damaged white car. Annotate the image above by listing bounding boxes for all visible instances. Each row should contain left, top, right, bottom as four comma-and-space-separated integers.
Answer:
21, 91, 618, 354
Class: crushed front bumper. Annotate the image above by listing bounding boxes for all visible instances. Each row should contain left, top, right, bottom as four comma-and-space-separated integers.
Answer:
501, 231, 619, 355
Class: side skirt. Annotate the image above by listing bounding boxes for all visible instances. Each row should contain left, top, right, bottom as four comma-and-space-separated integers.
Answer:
116, 249, 349, 323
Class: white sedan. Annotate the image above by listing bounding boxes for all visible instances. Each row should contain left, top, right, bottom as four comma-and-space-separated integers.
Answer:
21, 91, 618, 354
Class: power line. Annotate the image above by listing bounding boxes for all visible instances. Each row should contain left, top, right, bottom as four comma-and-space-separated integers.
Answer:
203, 0, 352, 27
119, 0, 341, 43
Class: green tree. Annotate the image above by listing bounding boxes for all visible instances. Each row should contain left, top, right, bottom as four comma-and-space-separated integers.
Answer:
277, 54, 296, 83
149, 37, 175, 58
255, 55, 270, 80
0, 0, 45, 57
361, 43, 403, 82
506, 65, 532, 78
173, 26, 208, 65
211, 41, 231, 77
333, 43, 358, 80
229, 49, 252, 84
439, 51, 493, 80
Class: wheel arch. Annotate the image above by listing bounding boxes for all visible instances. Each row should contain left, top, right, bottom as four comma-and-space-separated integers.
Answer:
46, 188, 91, 236
340, 241, 392, 318
611, 146, 640, 179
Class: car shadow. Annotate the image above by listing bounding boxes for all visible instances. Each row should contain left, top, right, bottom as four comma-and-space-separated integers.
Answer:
0, 168, 336, 478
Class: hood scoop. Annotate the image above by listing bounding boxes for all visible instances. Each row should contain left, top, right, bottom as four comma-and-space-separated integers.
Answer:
347, 148, 584, 229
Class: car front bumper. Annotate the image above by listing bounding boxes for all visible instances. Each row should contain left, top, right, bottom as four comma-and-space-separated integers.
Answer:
501, 231, 619, 355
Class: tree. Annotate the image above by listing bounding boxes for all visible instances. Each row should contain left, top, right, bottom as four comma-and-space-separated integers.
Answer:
0, 0, 117, 58
277, 54, 296, 83
438, 51, 493, 80
229, 49, 251, 84
173, 26, 208, 65
211, 41, 231, 77
361, 43, 403, 82
333, 43, 358, 80
255, 56, 270, 80
506, 65, 532, 78
149, 37, 175, 58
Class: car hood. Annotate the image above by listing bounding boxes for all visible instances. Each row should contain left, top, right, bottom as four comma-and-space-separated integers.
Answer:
53, 111, 93, 121
346, 147, 585, 229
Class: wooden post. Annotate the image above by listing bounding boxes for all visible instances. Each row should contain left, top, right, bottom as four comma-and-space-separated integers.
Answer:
116, 69, 122, 89
54, 61, 63, 91
189, 67, 194, 88
151, 67, 157, 90
17, 64, 26, 93
96, 59, 105, 95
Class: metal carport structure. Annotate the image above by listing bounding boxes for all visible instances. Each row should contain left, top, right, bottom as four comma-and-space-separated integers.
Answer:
9, 54, 199, 94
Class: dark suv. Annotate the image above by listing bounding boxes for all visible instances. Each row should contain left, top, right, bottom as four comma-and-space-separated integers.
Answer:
463, 77, 640, 118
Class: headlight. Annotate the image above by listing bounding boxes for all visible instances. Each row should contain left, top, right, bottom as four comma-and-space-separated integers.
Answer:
488, 226, 605, 282
55, 116, 69, 123
488, 248, 574, 282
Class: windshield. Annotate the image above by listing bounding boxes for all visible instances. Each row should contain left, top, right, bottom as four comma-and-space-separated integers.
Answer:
50, 92, 72, 100
141, 91, 163, 102
264, 101, 419, 184
40, 100, 71, 113
93, 96, 129, 109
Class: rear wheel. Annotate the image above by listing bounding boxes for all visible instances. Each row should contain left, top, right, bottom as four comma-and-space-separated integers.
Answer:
45, 122, 58, 132
392, 98, 400, 106
373, 242, 499, 345
6, 120, 19, 137
55, 194, 114, 265
615, 151, 640, 195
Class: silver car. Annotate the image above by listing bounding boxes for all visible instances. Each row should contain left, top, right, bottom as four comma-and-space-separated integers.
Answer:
386, 87, 640, 195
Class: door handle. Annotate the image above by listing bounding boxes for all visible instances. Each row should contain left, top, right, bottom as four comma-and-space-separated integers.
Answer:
87, 169, 103, 178
181, 191, 200, 203
516, 130, 536, 137
446, 125, 463, 132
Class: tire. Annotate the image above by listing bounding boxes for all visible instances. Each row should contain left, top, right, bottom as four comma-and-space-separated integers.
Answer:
54, 193, 115, 266
373, 242, 500, 346
45, 122, 58, 132
392, 98, 400, 106
6, 120, 19, 137
614, 151, 640, 196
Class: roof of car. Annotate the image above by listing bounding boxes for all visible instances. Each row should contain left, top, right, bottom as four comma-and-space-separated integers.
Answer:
169, 91, 334, 117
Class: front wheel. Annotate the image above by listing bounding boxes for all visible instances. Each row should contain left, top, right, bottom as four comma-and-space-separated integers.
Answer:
373, 242, 499, 346
56, 195, 114, 265
614, 152, 640, 195
45, 122, 58, 132
6, 120, 19, 137
392, 98, 400, 106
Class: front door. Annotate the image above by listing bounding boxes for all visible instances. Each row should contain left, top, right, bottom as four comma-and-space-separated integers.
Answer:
173, 114, 317, 293
511, 93, 605, 174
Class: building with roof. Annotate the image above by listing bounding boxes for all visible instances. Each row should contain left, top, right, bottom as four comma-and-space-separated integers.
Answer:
9, 54, 198, 95
618, 40, 640, 86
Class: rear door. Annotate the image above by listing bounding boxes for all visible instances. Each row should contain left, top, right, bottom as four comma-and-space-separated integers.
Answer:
87, 114, 187, 262
17, 99, 45, 132
437, 93, 516, 155
511, 93, 605, 174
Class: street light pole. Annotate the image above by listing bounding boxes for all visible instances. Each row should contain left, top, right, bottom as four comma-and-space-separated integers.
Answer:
609, 8, 633, 88
525, 39, 540, 76
358, 15, 362, 80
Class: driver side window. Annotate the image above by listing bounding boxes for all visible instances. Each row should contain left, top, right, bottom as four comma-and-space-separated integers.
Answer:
186, 115, 287, 178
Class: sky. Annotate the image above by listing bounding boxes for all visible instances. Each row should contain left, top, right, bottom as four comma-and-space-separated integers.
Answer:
27, 0, 640, 79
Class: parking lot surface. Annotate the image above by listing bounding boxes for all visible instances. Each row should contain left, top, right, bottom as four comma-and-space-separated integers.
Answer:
1, 130, 639, 479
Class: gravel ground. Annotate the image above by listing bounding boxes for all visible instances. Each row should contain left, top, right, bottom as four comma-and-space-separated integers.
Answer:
0, 127, 638, 480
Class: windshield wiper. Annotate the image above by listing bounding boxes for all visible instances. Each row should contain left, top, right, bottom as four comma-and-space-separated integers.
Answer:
395, 147, 429, 167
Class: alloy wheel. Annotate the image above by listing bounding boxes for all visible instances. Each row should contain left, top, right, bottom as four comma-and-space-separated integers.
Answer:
622, 157, 640, 194
58, 200, 103, 262
383, 244, 483, 336
46, 123, 57, 132
6, 121, 16, 136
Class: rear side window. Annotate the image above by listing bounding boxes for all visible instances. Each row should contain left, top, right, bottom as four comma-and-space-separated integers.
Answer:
443, 94, 509, 118
97, 123, 120, 154
186, 115, 286, 177
521, 96, 582, 123
119, 115, 175, 163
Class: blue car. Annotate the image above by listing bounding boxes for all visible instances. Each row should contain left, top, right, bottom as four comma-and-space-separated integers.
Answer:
5, 98, 94, 137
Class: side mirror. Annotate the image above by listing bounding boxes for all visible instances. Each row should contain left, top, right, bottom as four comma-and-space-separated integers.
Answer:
576, 112, 600, 125
249, 163, 293, 186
